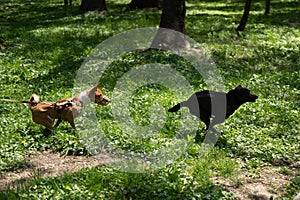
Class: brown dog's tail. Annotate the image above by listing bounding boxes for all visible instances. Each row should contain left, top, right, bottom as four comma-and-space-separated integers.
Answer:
0, 99, 31, 104
168, 103, 181, 112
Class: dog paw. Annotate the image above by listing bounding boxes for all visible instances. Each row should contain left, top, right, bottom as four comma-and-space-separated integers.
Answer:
194, 133, 202, 143
208, 127, 223, 135
43, 128, 52, 136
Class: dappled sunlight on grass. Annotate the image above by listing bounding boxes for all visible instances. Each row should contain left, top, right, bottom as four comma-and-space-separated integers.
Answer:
0, 0, 299, 198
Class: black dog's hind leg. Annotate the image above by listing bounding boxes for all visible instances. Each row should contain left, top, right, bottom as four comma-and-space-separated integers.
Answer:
209, 117, 225, 134
195, 117, 210, 143
195, 129, 203, 143
195, 115, 210, 142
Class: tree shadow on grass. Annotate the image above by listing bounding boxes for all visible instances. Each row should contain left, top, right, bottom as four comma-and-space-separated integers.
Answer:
1, 0, 84, 30
1, 0, 162, 94
0, 165, 234, 199
187, 0, 300, 36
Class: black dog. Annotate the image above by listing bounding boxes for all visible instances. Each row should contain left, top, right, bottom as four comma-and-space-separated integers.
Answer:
168, 85, 258, 133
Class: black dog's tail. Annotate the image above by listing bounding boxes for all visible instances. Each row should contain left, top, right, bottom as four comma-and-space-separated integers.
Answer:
168, 103, 181, 112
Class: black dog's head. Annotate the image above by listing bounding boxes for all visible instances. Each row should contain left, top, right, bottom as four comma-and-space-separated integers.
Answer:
229, 85, 258, 103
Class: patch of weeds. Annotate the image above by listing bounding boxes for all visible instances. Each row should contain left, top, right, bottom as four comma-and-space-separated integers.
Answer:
0, 132, 27, 172
282, 175, 300, 199
1, 160, 234, 199
49, 129, 88, 156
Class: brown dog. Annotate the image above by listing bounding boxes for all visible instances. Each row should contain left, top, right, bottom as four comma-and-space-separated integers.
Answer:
29, 84, 110, 132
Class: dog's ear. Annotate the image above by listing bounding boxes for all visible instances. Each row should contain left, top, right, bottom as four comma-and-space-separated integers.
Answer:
30, 94, 40, 103
227, 89, 236, 96
235, 85, 243, 90
87, 84, 98, 99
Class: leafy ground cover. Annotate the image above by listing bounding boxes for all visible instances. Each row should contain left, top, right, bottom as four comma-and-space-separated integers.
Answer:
0, 0, 299, 199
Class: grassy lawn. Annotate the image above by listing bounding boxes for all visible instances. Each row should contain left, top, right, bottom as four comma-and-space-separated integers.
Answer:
0, 0, 299, 199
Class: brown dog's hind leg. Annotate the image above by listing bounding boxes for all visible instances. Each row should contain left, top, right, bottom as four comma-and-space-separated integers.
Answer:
54, 119, 62, 128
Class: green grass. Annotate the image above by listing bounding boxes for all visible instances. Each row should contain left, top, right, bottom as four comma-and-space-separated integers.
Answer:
0, 0, 299, 199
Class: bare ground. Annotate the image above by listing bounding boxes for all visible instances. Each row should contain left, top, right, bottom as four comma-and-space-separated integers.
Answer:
0, 151, 299, 199
0, 150, 102, 191
213, 162, 299, 199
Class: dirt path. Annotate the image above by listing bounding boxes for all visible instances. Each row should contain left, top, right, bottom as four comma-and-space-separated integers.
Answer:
0, 150, 102, 190
1, 151, 298, 199
213, 163, 299, 199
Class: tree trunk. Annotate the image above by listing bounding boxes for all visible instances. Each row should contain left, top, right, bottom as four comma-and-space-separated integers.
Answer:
127, 0, 162, 10
80, 0, 107, 11
151, 0, 189, 51
236, 0, 251, 32
159, 0, 186, 33
265, 0, 270, 14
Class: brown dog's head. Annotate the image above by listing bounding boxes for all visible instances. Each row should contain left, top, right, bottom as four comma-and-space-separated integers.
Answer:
87, 84, 110, 106
231, 85, 258, 103
28, 93, 41, 110
29, 94, 40, 104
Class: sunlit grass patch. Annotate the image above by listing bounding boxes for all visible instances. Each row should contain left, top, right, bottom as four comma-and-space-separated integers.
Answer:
0, 0, 299, 198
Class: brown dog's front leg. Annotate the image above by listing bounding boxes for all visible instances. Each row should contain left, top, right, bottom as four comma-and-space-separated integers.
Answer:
44, 128, 52, 136
54, 119, 62, 128
68, 120, 76, 129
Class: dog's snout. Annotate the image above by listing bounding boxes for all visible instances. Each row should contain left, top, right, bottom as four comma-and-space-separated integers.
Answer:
250, 94, 258, 102
98, 96, 110, 106
103, 96, 110, 103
